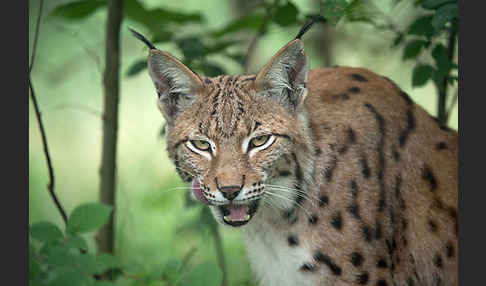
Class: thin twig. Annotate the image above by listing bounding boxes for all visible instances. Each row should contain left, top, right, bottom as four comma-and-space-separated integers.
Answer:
29, 0, 68, 225
244, 0, 281, 73
445, 87, 458, 121
29, 76, 68, 224
29, 0, 44, 73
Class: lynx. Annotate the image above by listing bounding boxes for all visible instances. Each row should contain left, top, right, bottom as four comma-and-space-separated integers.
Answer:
132, 29, 458, 286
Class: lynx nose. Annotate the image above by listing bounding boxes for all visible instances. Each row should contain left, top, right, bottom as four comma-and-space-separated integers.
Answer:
219, 185, 241, 201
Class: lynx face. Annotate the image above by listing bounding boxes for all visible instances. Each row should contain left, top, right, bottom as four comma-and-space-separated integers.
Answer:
147, 40, 315, 227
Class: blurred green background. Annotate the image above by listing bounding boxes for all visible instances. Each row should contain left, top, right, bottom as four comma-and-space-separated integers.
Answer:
29, 0, 457, 285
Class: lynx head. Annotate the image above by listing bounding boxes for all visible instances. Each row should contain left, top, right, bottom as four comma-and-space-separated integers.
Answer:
145, 37, 315, 227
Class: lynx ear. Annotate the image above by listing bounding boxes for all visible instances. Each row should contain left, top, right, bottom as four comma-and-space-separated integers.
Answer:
255, 39, 308, 111
148, 50, 203, 121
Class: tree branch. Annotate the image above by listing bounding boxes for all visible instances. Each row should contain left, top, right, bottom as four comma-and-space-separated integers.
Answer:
29, 0, 68, 225
96, 0, 123, 256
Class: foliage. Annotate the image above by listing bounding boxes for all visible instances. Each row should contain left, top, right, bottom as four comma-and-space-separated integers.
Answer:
29, 202, 222, 286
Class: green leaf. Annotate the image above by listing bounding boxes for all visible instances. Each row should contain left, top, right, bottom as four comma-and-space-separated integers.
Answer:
49, 0, 106, 21
44, 245, 77, 267
344, 0, 381, 24
392, 33, 404, 47
29, 254, 41, 280
422, 0, 455, 9
403, 40, 428, 60
225, 53, 246, 66
77, 253, 101, 274
152, 30, 174, 44
200, 62, 226, 77
30, 221, 64, 243
49, 267, 89, 286
412, 64, 435, 87
431, 3, 458, 31
179, 262, 222, 286
274, 2, 299, 27
124, 0, 203, 34
67, 203, 113, 235
432, 43, 452, 76
95, 253, 122, 273
126, 60, 148, 77
63, 235, 88, 252
321, 0, 349, 26
211, 14, 265, 38
176, 37, 206, 62
408, 15, 435, 38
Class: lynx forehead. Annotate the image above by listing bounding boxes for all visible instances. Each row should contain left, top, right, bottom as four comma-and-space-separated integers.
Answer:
136, 29, 458, 286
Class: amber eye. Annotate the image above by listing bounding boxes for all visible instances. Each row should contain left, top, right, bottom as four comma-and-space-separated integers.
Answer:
191, 140, 211, 151
250, 135, 270, 148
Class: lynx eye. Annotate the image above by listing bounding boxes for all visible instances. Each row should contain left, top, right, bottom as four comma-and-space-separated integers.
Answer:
250, 135, 270, 148
191, 140, 210, 151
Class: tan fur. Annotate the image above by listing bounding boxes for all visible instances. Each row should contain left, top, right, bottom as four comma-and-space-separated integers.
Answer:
146, 41, 458, 286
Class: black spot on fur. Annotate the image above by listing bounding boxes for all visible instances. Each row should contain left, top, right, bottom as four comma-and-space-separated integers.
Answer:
279, 170, 291, 177
351, 252, 364, 267
333, 93, 350, 100
402, 218, 408, 230
287, 235, 299, 247
375, 222, 382, 240
436, 142, 448, 150
376, 279, 388, 286
360, 156, 371, 179
349, 86, 361, 93
315, 147, 322, 156
330, 212, 343, 230
399, 91, 413, 105
313, 251, 342, 276
377, 258, 388, 268
348, 203, 360, 219
325, 157, 338, 182
204, 78, 212, 84
399, 109, 416, 147
319, 195, 329, 207
434, 254, 443, 268
309, 214, 319, 225
300, 263, 317, 272
357, 272, 369, 284
362, 225, 373, 242
350, 180, 358, 197
351, 73, 368, 82
348, 128, 357, 143
446, 241, 455, 258
422, 166, 438, 191
393, 149, 400, 161
428, 220, 438, 232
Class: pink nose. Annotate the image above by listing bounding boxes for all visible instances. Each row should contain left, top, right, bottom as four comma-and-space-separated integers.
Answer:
219, 186, 241, 200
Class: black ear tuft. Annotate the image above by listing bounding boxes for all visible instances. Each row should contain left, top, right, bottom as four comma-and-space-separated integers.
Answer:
295, 15, 324, 40
129, 27, 156, 50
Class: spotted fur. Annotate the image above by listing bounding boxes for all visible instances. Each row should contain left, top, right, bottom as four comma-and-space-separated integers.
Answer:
143, 38, 458, 286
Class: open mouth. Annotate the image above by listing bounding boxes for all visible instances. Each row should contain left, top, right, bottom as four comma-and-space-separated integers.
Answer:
219, 199, 260, 227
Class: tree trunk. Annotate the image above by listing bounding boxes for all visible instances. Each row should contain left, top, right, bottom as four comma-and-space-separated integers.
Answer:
97, 0, 123, 255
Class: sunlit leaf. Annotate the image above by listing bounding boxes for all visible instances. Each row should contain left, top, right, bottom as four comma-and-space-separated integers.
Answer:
274, 2, 299, 27
63, 235, 88, 252
321, 0, 349, 26
408, 15, 435, 38
344, 0, 381, 24
403, 40, 428, 60
432, 44, 452, 76
67, 203, 113, 234
412, 64, 435, 87
30, 221, 64, 244
431, 3, 458, 31
49, 0, 106, 21
49, 267, 89, 286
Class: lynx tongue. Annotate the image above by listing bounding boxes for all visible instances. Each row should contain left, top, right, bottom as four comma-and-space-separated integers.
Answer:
225, 204, 250, 221
191, 178, 209, 205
